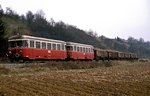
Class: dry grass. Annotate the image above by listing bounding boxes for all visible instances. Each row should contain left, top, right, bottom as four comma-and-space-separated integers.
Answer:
0, 67, 10, 74
0, 61, 150, 96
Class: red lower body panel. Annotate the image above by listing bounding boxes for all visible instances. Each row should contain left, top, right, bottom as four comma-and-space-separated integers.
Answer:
22, 48, 67, 60
68, 51, 94, 60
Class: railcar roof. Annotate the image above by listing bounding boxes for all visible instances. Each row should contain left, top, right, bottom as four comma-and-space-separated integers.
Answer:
66, 42, 94, 47
9, 35, 66, 43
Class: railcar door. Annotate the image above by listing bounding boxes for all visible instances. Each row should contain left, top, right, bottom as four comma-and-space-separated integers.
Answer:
28, 40, 34, 59
47, 43, 52, 59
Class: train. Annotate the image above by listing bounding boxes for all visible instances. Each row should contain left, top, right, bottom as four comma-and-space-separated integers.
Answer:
7, 35, 138, 62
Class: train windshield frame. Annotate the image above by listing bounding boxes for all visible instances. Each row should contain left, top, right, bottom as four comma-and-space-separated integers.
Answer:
8, 40, 28, 48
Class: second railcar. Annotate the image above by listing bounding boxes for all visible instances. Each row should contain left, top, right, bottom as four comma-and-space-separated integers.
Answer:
66, 42, 94, 60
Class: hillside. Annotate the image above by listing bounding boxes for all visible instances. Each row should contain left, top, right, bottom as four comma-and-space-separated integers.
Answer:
0, 7, 150, 58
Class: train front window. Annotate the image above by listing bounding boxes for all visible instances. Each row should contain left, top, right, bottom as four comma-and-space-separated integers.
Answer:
8, 40, 28, 48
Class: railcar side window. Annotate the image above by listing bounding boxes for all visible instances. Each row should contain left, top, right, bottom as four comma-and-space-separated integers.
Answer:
74, 46, 76, 51
62, 44, 65, 50
57, 44, 61, 50
81, 47, 83, 52
77, 47, 80, 52
80, 47, 83, 52
86, 48, 88, 52
30, 41, 34, 48
52, 44, 56, 50
42, 42, 46, 49
90, 48, 93, 52
83, 48, 85, 52
36, 42, 40, 48
47, 43, 51, 50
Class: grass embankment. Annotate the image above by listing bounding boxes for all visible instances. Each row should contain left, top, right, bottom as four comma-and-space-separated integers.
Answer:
0, 61, 150, 96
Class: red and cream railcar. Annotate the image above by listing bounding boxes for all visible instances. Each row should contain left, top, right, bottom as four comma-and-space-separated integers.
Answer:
66, 42, 94, 60
8, 35, 67, 62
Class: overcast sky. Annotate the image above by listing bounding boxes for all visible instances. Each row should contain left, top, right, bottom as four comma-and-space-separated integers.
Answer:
1, 0, 150, 41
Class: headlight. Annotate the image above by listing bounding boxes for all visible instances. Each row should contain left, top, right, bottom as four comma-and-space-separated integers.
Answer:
9, 51, 12, 54
19, 49, 22, 53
